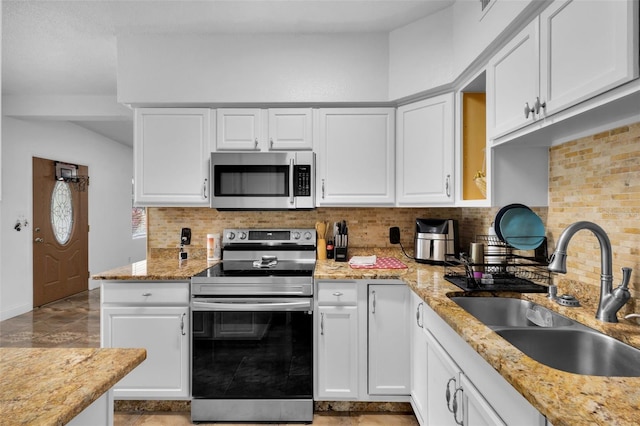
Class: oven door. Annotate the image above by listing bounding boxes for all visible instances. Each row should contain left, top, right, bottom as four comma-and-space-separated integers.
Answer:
191, 297, 313, 400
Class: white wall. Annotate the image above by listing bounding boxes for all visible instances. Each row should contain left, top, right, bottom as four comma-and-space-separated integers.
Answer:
0, 117, 146, 320
117, 33, 390, 104
388, 7, 455, 100
452, 0, 535, 76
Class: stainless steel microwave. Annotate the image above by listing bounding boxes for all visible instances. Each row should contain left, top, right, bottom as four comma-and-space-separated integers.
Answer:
210, 152, 315, 210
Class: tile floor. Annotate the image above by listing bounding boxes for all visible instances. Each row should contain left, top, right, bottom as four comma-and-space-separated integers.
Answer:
0, 289, 418, 426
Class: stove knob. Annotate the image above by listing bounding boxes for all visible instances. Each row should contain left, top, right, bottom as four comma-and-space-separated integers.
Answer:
303, 231, 313, 240
292, 231, 301, 240
239, 232, 247, 240
226, 232, 235, 240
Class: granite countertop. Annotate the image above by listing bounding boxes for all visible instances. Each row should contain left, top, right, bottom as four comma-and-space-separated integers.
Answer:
0, 347, 146, 425
93, 249, 640, 425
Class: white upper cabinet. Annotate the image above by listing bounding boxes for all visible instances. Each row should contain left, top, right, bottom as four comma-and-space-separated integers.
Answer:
539, 0, 637, 115
216, 109, 262, 151
317, 108, 395, 206
488, 0, 638, 140
486, 21, 540, 139
268, 109, 313, 150
134, 108, 211, 206
396, 94, 454, 206
216, 108, 313, 151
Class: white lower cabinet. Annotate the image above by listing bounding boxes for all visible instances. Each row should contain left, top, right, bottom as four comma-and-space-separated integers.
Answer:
315, 280, 409, 402
368, 284, 410, 395
410, 292, 428, 425
316, 305, 359, 399
100, 281, 190, 399
425, 328, 505, 426
412, 290, 546, 426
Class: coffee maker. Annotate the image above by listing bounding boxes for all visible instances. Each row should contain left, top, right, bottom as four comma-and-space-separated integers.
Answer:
414, 219, 459, 264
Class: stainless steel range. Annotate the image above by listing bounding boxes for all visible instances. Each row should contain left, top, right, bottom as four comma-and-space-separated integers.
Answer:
190, 228, 315, 423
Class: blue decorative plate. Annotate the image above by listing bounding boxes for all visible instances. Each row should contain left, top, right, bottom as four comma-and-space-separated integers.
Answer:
499, 207, 545, 250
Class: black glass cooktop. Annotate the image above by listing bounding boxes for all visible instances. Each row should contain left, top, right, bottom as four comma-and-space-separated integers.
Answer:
194, 261, 315, 279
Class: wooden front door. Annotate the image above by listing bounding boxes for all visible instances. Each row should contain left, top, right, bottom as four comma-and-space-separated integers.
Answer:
32, 157, 89, 307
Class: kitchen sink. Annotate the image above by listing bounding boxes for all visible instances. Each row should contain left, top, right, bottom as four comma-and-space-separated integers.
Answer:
496, 328, 640, 376
450, 296, 574, 327
450, 296, 640, 377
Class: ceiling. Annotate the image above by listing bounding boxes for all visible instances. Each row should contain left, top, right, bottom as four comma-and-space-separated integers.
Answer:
2, 0, 455, 145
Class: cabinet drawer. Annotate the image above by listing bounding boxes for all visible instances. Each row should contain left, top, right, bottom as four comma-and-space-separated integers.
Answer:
317, 282, 357, 306
101, 282, 189, 305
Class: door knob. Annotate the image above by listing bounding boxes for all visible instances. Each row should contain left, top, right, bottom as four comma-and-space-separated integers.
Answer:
34, 238, 44, 243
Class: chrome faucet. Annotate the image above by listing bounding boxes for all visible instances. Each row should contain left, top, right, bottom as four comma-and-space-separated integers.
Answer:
548, 221, 632, 323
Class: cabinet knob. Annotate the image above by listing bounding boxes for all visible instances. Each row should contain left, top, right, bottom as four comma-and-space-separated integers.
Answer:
142, 292, 151, 297
332, 291, 343, 297
524, 101, 534, 119
270, 138, 274, 148
254, 138, 259, 149
534, 96, 546, 115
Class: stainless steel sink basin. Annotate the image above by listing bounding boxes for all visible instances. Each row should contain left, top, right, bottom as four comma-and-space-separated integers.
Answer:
450, 296, 640, 377
450, 296, 574, 327
496, 328, 640, 377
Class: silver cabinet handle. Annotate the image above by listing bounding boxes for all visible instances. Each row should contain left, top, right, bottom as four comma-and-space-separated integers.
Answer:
534, 96, 546, 115
333, 292, 343, 297
320, 312, 325, 335
289, 158, 295, 205
524, 101, 534, 119
452, 387, 464, 425
34, 238, 44, 243
445, 175, 451, 197
321, 179, 325, 199
416, 302, 424, 328
254, 138, 259, 149
270, 138, 274, 148
180, 312, 186, 336
446, 377, 457, 413
203, 178, 208, 199
371, 290, 376, 314
142, 292, 151, 297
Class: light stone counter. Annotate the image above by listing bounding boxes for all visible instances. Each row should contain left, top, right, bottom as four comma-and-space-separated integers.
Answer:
0, 347, 146, 425
94, 249, 640, 425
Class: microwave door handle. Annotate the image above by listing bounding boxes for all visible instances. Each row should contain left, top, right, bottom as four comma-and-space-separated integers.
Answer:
289, 158, 295, 206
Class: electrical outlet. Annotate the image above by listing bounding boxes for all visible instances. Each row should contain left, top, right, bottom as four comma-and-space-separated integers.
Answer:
180, 228, 191, 245
389, 227, 400, 244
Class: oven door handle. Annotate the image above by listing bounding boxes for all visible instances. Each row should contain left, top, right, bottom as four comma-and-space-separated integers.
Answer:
191, 300, 312, 312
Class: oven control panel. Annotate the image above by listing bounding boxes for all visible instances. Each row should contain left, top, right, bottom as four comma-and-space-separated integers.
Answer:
223, 228, 316, 246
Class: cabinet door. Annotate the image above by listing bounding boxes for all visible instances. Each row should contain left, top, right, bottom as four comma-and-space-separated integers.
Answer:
487, 21, 540, 139
216, 108, 262, 150
316, 306, 359, 399
102, 306, 189, 399
460, 373, 507, 426
368, 285, 409, 395
425, 329, 461, 426
396, 94, 454, 205
540, 0, 637, 115
410, 292, 428, 425
134, 108, 211, 206
317, 108, 395, 206
268, 108, 313, 150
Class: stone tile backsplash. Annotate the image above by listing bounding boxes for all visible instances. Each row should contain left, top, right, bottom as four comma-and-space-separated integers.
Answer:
147, 121, 640, 300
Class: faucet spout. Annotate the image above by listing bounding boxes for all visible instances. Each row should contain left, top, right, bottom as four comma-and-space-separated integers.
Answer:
548, 221, 630, 323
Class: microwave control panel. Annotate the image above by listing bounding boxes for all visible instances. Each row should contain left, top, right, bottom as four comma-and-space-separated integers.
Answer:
293, 165, 312, 197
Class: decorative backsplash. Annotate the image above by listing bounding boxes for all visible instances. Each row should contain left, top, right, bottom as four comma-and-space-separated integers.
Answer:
147, 121, 640, 301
